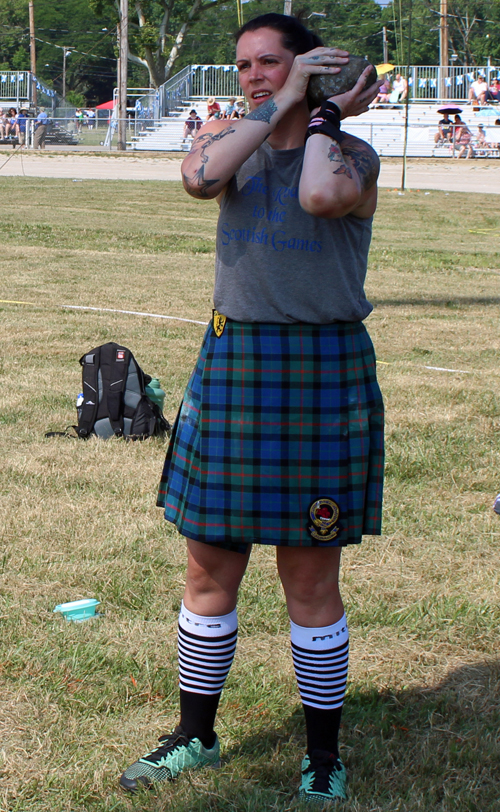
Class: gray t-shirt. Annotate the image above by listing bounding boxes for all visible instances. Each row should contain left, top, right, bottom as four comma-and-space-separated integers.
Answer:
214, 141, 374, 324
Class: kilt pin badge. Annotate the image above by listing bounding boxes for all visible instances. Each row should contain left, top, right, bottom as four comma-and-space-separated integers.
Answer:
212, 309, 227, 338
308, 498, 341, 541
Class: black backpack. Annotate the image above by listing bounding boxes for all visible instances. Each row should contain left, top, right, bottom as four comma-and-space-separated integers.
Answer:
76, 342, 170, 440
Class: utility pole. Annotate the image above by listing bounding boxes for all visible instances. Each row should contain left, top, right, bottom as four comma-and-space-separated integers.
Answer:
29, 0, 37, 108
439, 0, 448, 99
62, 48, 73, 102
382, 26, 388, 63
283, 0, 292, 16
117, 0, 128, 151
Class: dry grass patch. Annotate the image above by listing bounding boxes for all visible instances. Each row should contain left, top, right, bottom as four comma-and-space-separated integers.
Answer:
0, 177, 499, 811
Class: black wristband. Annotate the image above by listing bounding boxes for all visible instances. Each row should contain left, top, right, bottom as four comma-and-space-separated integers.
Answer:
305, 99, 344, 144
323, 100, 342, 124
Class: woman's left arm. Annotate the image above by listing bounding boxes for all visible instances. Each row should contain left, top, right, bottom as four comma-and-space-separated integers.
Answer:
299, 133, 379, 219
299, 67, 381, 219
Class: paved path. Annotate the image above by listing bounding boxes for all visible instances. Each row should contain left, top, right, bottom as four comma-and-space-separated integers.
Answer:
0, 150, 498, 194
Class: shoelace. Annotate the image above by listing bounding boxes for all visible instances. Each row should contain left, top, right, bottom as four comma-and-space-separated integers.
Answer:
306, 750, 342, 792
148, 726, 190, 763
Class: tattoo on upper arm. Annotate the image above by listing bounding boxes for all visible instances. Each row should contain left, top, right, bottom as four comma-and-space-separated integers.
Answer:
245, 98, 278, 124
327, 141, 353, 179
183, 126, 235, 197
342, 144, 379, 190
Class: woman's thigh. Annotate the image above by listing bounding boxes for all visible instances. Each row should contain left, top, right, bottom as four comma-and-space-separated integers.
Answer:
184, 538, 252, 616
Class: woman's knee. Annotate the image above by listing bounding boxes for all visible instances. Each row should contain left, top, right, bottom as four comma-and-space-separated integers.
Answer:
184, 540, 250, 613
276, 547, 342, 603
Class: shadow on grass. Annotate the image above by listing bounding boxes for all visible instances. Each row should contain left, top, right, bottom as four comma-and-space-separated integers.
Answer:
180, 659, 498, 812
77, 660, 499, 812
372, 297, 500, 308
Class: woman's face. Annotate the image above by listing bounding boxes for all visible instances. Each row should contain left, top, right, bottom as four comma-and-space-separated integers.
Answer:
236, 27, 296, 110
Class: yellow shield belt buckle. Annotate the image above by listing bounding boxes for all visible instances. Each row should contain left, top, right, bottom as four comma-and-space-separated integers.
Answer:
212, 309, 227, 338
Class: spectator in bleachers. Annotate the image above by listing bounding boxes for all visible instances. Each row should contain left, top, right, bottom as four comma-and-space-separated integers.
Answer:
232, 98, 246, 118
390, 74, 407, 103
453, 115, 474, 158
223, 97, 237, 118
17, 108, 28, 145
183, 109, 202, 143
476, 124, 488, 146
468, 75, 487, 105
371, 76, 390, 107
206, 96, 221, 121
5, 107, 18, 138
487, 77, 500, 103
0, 107, 7, 139
434, 111, 453, 144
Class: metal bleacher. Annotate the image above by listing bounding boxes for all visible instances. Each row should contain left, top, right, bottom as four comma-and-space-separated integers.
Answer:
130, 98, 499, 156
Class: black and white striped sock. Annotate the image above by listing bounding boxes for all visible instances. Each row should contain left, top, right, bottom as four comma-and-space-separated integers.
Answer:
178, 601, 238, 695
290, 615, 349, 756
177, 601, 238, 747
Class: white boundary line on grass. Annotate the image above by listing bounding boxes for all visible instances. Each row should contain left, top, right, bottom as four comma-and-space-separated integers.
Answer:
61, 304, 207, 326
0, 298, 474, 373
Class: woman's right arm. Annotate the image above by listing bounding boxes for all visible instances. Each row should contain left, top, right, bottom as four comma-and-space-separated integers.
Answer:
181, 110, 282, 199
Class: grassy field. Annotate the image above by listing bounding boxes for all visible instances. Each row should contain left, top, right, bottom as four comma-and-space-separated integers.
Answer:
0, 176, 499, 812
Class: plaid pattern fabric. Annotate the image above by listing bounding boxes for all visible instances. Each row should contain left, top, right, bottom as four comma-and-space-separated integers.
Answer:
157, 320, 384, 550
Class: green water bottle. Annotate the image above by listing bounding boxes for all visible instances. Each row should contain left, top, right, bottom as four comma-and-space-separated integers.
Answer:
145, 378, 166, 413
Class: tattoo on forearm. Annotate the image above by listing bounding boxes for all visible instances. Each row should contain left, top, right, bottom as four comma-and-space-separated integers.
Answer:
183, 126, 235, 197
327, 141, 353, 179
342, 144, 379, 190
246, 98, 278, 124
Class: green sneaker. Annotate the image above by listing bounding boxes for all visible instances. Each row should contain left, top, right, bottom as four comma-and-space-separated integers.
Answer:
119, 725, 220, 792
298, 750, 348, 806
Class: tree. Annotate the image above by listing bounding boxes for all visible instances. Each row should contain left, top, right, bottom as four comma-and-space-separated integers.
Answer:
90, 0, 232, 88
0, 0, 30, 71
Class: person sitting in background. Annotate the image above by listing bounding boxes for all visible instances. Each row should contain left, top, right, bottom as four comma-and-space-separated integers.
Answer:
182, 109, 202, 142
453, 115, 474, 158
231, 98, 246, 118
372, 75, 390, 106
5, 107, 17, 138
434, 112, 453, 144
487, 77, 500, 103
206, 96, 221, 121
223, 97, 237, 118
17, 108, 28, 145
468, 75, 487, 105
0, 107, 7, 139
390, 73, 407, 103
476, 124, 488, 146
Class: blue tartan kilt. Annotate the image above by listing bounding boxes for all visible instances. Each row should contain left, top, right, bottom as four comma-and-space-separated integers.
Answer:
157, 319, 384, 551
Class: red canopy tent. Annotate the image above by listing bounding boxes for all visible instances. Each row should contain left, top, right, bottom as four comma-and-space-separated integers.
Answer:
95, 100, 116, 110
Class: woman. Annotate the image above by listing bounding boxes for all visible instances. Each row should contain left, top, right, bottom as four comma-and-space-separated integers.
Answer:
372, 74, 390, 106
487, 77, 500, 103
453, 114, 474, 158
120, 13, 384, 806
5, 107, 18, 138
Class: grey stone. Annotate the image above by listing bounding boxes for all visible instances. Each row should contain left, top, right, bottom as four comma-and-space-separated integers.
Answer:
307, 56, 378, 108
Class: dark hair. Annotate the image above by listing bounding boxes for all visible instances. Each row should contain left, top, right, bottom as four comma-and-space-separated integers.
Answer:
235, 13, 322, 55
189, 109, 197, 115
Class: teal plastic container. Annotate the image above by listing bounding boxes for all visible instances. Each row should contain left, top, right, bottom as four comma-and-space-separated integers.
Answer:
53, 598, 100, 622
145, 378, 166, 412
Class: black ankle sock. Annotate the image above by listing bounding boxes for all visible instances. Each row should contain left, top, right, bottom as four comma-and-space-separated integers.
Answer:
179, 689, 220, 749
303, 704, 343, 758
